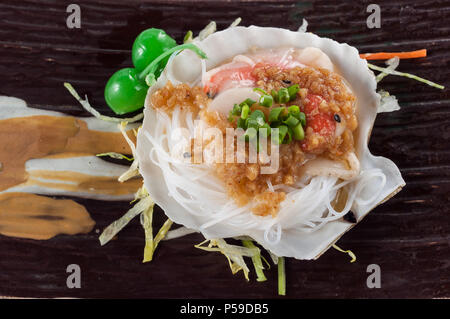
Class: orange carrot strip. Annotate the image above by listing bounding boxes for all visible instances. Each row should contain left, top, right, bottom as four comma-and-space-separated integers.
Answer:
359, 49, 427, 60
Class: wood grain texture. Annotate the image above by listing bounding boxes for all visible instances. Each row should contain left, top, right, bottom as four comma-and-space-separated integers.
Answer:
0, 0, 449, 298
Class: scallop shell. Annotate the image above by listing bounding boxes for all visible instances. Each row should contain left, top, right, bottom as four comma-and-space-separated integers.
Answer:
136, 26, 405, 260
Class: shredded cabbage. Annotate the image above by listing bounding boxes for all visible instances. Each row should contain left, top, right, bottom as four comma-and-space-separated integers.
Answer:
195, 238, 260, 281
376, 57, 399, 83
96, 152, 134, 161
378, 89, 400, 113
229, 17, 242, 28
297, 19, 308, 33
94, 18, 418, 295
183, 30, 193, 44
118, 121, 140, 182
152, 219, 174, 253
269, 251, 279, 265
277, 257, 286, 296
184, 18, 242, 44
63, 82, 144, 123
164, 226, 197, 240
370, 58, 400, 113
261, 255, 271, 270
99, 185, 153, 246
198, 21, 217, 41
367, 63, 444, 89
242, 240, 267, 282
332, 244, 356, 263
141, 203, 155, 262
130, 185, 149, 204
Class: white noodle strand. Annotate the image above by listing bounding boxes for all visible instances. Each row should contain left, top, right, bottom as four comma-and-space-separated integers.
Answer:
144, 105, 387, 245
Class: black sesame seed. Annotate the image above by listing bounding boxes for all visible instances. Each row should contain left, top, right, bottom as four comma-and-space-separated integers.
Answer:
183, 152, 191, 158
343, 211, 357, 223
206, 91, 215, 99
334, 114, 341, 123
282, 79, 292, 85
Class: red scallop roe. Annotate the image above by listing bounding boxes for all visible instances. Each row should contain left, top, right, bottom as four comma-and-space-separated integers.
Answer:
204, 60, 302, 96
301, 93, 336, 152
204, 65, 256, 96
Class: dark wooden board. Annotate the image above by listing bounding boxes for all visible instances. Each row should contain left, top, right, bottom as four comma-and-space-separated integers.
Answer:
0, 0, 449, 298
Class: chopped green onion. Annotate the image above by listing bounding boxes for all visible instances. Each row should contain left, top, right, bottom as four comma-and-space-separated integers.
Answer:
269, 107, 285, 123
243, 127, 258, 141
278, 257, 286, 296
298, 112, 306, 127
257, 118, 265, 126
246, 118, 259, 130
284, 128, 292, 144
292, 123, 305, 140
278, 88, 290, 104
231, 103, 242, 116
241, 104, 250, 119
259, 95, 273, 108
249, 109, 265, 119
241, 98, 256, 107
288, 105, 300, 117
271, 89, 280, 103
253, 88, 269, 95
283, 115, 299, 128
259, 123, 271, 138
280, 110, 289, 121
249, 110, 266, 126
287, 84, 300, 101
272, 125, 288, 144
237, 117, 246, 129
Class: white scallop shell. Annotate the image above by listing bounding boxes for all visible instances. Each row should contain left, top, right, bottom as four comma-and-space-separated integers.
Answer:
136, 26, 405, 260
